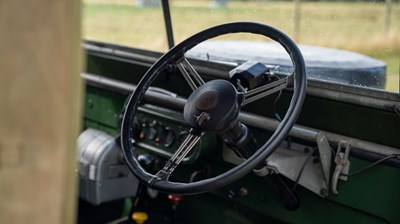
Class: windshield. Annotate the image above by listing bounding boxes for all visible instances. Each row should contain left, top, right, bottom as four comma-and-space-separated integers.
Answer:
83, 0, 399, 92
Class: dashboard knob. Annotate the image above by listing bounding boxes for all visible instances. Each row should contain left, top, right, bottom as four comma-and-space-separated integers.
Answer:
132, 212, 148, 224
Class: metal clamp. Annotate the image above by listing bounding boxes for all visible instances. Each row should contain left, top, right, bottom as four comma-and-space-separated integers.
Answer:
332, 141, 351, 194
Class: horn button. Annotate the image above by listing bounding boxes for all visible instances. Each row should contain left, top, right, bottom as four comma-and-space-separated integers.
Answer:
184, 80, 241, 133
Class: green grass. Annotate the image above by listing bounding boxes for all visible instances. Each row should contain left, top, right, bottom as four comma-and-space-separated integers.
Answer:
83, 0, 400, 92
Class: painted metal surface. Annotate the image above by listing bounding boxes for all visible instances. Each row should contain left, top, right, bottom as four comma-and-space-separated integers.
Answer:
81, 44, 400, 224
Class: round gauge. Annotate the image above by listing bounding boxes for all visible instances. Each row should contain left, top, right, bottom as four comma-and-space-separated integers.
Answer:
160, 127, 176, 148
146, 126, 157, 140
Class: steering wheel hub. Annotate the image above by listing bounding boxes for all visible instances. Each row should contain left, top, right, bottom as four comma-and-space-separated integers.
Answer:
195, 90, 219, 110
184, 80, 241, 132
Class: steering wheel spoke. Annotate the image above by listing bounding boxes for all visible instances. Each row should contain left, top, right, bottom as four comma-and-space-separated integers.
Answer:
177, 57, 205, 90
243, 74, 293, 105
154, 130, 202, 180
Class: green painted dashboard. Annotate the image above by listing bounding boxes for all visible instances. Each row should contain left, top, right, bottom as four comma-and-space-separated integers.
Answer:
80, 41, 400, 224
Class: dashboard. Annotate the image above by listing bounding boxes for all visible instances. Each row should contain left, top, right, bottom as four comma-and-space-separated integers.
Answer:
78, 41, 400, 224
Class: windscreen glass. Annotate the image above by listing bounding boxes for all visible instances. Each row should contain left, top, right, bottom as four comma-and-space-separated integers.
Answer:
83, 0, 400, 92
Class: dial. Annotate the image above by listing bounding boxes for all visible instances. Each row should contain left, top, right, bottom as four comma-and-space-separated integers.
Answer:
160, 127, 176, 148
146, 126, 157, 140
146, 120, 158, 140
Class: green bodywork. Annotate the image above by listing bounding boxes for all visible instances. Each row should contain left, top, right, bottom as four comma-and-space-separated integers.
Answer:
82, 46, 400, 224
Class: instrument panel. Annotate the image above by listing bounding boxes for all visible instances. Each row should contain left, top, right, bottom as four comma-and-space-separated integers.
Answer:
130, 104, 215, 164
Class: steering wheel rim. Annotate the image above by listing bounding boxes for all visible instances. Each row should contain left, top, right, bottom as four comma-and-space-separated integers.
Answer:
121, 22, 307, 195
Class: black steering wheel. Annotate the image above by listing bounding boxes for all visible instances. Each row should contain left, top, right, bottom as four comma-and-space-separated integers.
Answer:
121, 22, 307, 195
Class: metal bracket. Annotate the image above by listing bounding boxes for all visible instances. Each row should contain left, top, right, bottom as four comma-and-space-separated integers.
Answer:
332, 141, 351, 195
222, 131, 333, 198
316, 132, 332, 197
